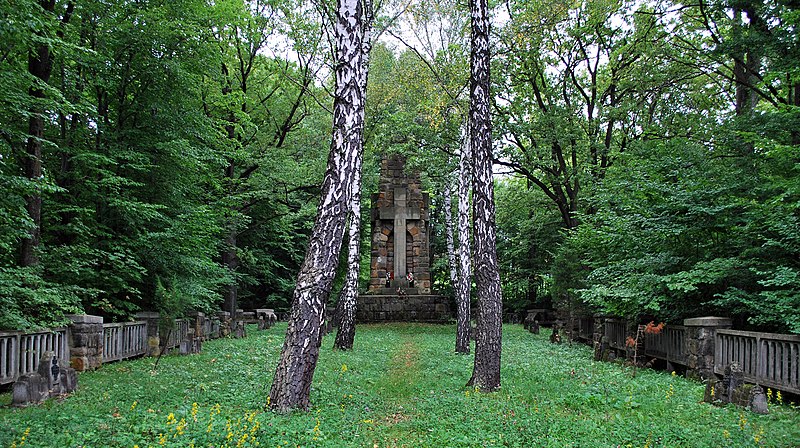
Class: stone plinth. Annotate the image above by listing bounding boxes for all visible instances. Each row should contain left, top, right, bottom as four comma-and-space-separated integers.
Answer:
684, 316, 732, 380
217, 311, 231, 337
66, 314, 103, 371
356, 295, 452, 323
135, 311, 161, 356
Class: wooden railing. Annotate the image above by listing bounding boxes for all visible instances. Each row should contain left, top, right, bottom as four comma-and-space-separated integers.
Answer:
605, 319, 627, 350
715, 330, 800, 395
202, 318, 221, 339
577, 317, 593, 341
164, 319, 191, 349
644, 325, 687, 365
0, 329, 68, 385
102, 322, 147, 363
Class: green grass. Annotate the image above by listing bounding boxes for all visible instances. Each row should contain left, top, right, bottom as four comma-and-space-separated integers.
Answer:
1, 323, 798, 447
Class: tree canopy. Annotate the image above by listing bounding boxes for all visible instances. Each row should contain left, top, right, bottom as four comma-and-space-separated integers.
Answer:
1, 0, 797, 334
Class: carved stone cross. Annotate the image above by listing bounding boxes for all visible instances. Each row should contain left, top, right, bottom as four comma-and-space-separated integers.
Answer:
379, 187, 420, 279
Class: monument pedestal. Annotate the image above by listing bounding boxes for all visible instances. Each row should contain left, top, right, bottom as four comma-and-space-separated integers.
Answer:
357, 295, 452, 323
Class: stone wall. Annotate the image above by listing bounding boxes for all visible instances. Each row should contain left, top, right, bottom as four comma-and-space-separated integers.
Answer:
357, 295, 451, 323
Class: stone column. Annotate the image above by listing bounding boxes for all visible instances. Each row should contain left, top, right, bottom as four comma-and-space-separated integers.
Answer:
187, 311, 205, 340
66, 314, 103, 371
217, 311, 231, 337
684, 316, 732, 380
135, 311, 161, 356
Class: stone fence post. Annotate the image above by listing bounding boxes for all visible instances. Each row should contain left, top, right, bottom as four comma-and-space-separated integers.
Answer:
135, 312, 161, 356
684, 316, 732, 380
66, 315, 103, 371
217, 311, 231, 337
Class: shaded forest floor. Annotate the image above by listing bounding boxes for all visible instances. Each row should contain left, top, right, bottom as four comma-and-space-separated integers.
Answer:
2, 323, 799, 447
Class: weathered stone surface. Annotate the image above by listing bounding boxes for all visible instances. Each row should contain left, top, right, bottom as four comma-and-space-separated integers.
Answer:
136, 311, 161, 356
67, 315, 103, 371
683, 316, 731, 379
749, 385, 769, 414
356, 295, 452, 323
684, 317, 732, 327
65, 314, 103, 324
12, 352, 77, 407
368, 155, 432, 294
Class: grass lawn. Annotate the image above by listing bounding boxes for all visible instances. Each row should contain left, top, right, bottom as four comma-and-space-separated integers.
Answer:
1, 323, 798, 447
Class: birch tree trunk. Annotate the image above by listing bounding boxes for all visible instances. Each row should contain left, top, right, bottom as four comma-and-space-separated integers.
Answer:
467, 0, 502, 390
333, 162, 363, 350
455, 132, 473, 354
268, 0, 366, 412
333, 0, 373, 351
443, 182, 458, 290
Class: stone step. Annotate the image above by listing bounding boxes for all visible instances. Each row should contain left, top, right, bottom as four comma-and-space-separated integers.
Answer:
376, 287, 420, 295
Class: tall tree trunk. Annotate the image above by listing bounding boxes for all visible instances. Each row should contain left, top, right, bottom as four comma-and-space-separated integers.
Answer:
732, 6, 761, 116
443, 182, 458, 290
20, 0, 60, 267
268, 0, 366, 412
333, 164, 362, 350
333, 0, 373, 351
222, 118, 238, 316
455, 129, 473, 354
467, 0, 502, 391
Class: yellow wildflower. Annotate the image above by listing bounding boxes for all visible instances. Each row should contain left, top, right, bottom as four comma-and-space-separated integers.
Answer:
130, 401, 138, 411
176, 418, 187, 436
341, 364, 348, 373
191, 402, 199, 421
158, 433, 167, 445
777, 390, 783, 404
166, 413, 176, 426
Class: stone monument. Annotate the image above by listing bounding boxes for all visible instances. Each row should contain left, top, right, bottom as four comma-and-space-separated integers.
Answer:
358, 154, 451, 323
368, 154, 431, 294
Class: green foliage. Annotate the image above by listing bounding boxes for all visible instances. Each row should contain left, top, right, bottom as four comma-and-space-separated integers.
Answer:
2, 324, 799, 446
495, 177, 561, 311
564, 126, 799, 331
0, 0, 331, 328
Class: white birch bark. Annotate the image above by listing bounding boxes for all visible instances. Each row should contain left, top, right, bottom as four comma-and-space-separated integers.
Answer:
468, 0, 502, 390
456, 128, 473, 354
334, 0, 374, 351
269, 0, 366, 412
443, 181, 458, 289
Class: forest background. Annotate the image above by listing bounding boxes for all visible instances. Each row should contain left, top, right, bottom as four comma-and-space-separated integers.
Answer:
1, 0, 797, 334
